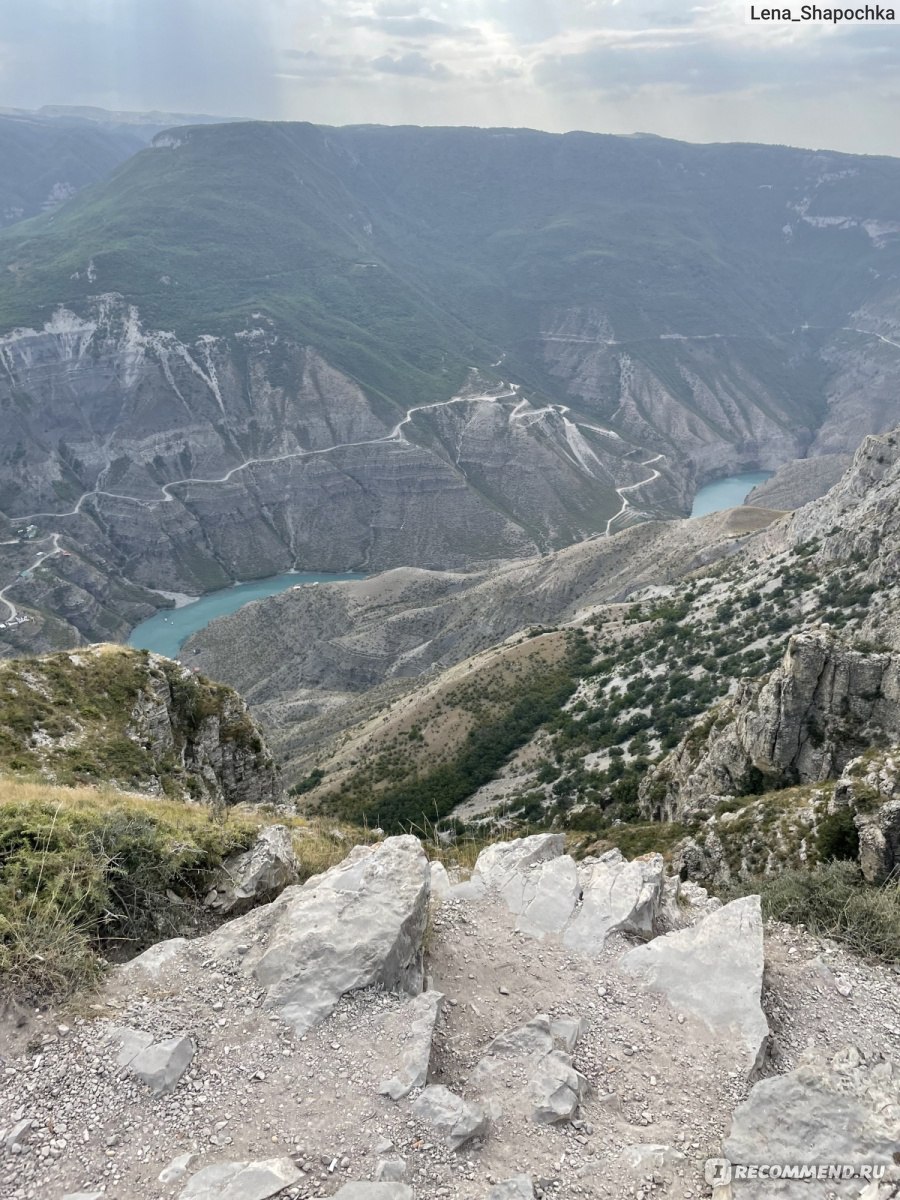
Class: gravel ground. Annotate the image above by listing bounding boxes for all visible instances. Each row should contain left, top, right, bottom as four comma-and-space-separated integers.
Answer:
2, 890, 899, 1200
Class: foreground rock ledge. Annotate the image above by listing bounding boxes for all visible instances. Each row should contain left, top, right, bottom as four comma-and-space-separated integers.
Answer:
468, 834, 666, 949
128, 834, 430, 1036
722, 1045, 900, 1199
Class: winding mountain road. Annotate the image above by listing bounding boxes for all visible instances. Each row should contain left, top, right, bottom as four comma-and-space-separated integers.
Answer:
0, 533, 63, 620
0, 384, 631, 619
4, 320, 898, 626
604, 455, 666, 536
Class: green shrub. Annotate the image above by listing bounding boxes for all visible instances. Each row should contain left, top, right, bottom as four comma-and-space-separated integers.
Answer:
815, 808, 860, 863
729, 862, 900, 962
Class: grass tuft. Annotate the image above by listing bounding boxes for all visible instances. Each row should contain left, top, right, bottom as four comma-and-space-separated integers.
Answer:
0, 776, 379, 1001
726, 861, 900, 963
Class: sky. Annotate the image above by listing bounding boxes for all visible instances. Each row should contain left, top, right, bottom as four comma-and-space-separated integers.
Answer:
3, 0, 900, 155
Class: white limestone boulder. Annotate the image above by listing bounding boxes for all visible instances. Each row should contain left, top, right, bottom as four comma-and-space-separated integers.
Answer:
564, 850, 665, 951
205, 824, 299, 915
378, 989, 444, 1100
132, 836, 430, 1038
619, 895, 769, 1075
722, 1045, 900, 1197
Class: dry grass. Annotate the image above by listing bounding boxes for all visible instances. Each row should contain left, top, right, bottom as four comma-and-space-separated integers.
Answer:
286, 818, 381, 881
0, 775, 385, 1001
727, 861, 900, 963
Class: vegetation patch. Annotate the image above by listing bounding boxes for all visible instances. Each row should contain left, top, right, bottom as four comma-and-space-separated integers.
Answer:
0, 778, 258, 1000
727, 862, 900, 963
0, 776, 378, 1001
327, 632, 594, 831
0, 644, 270, 798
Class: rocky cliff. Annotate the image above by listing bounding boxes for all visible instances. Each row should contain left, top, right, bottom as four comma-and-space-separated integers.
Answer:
838, 751, 900, 883
640, 632, 900, 823
0, 300, 691, 648
0, 643, 279, 806
782, 429, 900, 585
4, 124, 900, 645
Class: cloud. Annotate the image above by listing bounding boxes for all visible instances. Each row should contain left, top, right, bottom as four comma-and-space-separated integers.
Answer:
280, 50, 353, 80
347, 14, 478, 40
2, 0, 900, 155
370, 50, 452, 78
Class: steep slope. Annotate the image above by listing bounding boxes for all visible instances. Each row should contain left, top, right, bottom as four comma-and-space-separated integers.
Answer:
208, 427, 900, 853
0, 114, 142, 228
641, 631, 900, 822
744, 453, 851, 509
187, 504, 781, 773
3, 124, 900, 642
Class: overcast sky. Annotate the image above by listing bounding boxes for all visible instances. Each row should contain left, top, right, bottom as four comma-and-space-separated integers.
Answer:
4, 0, 900, 155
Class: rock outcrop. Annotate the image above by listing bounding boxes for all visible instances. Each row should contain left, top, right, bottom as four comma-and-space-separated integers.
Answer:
642, 632, 900, 822
177, 1158, 302, 1200
204, 825, 299, 915
620, 896, 769, 1076
563, 850, 665, 951
6, 832, 899, 1200
744, 454, 852, 512
0, 644, 279, 806
128, 653, 280, 808
378, 990, 444, 1101
471, 1013, 589, 1125
411, 1086, 488, 1150
469, 835, 666, 949
788, 430, 900, 583
836, 752, 900, 882
130, 835, 430, 1037
721, 1045, 900, 1198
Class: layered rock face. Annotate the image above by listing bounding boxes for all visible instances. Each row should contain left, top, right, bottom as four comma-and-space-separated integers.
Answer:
0, 301, 688, 648
641, 632, 900, 822
744, 453, 852, 511
5, 125, 900, 646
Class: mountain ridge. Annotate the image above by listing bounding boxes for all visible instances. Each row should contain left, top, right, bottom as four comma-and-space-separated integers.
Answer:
3, 121, 900, 647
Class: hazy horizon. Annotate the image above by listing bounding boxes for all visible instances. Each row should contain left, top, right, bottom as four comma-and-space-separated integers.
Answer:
8, 103, 900, 166
3, 1, 900, 157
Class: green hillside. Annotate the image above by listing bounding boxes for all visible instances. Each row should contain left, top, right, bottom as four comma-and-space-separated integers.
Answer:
3, 122, 900, 413
0, 114, 143, 229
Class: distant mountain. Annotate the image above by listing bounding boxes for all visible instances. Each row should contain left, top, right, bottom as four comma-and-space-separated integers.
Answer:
0, 114, 145, 229
0, 104, 235, 130
2, 122, 900, 646
0, 106, 239, 231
